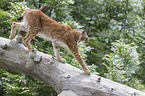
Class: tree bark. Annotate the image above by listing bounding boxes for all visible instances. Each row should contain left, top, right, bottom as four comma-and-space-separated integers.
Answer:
0, 37, 145, 96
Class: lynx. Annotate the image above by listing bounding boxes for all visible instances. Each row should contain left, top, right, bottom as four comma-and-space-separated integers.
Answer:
9, 9, 91, 75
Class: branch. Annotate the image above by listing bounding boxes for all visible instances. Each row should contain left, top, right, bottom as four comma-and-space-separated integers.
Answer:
0, 37, 145, 96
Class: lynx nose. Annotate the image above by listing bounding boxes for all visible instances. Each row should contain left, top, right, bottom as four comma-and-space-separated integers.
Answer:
85, 39, 89, 44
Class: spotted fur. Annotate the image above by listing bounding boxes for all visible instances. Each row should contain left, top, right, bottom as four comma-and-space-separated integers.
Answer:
9, 9, 90, 74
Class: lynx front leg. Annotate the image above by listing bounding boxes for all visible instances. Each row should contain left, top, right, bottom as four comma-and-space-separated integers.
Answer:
69, 44, 91, 75
52, 41, 66, 63
10, 22, 24, 40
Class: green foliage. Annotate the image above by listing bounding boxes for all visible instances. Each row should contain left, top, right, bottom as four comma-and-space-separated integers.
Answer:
0, 69, 57, 96
2, 72, 38, 96
0, 0, 24, 11
0, 10, 11, 38
103, 39, 144, 90
31, 37, 54, 56
9, 2, 29, 21
71, 0, 132, 36
44, 0, 74, 21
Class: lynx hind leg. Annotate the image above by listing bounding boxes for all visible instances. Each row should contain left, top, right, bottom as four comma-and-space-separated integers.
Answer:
69, 44, 91, 75
52, 41, 66, 63
15, 30, 27, 43
23, 29, 38, 51
10, 22, 24, 40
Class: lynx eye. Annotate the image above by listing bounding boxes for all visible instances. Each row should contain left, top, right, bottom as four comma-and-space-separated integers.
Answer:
81, 37, 85, 41
81, 37, 89, 44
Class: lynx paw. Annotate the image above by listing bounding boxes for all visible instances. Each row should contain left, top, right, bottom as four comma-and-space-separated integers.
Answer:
16, 35, 23, 43
30, 48, 37, 53
9, 35, 15, 40
84, 69, 91, 75
58, 57, 66, 63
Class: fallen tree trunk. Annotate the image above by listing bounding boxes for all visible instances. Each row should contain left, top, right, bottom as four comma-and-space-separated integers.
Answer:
0, 37, 145, 96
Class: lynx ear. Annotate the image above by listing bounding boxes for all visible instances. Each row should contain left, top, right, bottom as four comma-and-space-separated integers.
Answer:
82, 30, 87, 36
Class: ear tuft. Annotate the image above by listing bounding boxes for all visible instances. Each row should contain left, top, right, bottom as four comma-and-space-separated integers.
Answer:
82, 30, 87, 36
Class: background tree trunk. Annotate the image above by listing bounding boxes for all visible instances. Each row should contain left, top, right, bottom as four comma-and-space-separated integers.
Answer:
0, 37, 145, 96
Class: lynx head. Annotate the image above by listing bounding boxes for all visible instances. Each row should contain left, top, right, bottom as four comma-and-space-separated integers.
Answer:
79, 30, 89, 44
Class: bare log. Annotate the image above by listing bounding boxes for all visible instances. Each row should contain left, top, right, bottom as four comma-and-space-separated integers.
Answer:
0, 37, 145, 96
